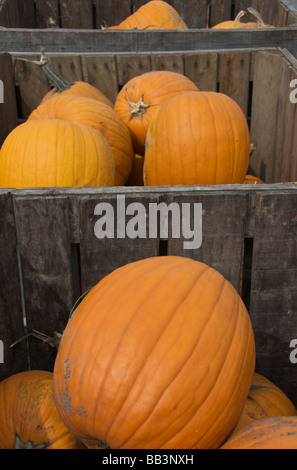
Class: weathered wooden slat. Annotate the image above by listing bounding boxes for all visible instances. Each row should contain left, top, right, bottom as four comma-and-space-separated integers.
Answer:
209, 0, 232, 27
218, 51, 252, 116
78, 193, 161, 294
13, 196, 74, 372
171, 0, 209, 28
0, 0, 36, 28
249, 191, 297, 404
14, 54, 49, 119
234, 0, 288, 27
83, 54, 119, 103
48, 54, 84, 83
184, 52, 218, 91
95, 0, 132, 28
162, 192, 248, 293
59, 0, 94, 29
0, 52, 18, 147
151, 52, 184, 73
116, 53, 151, 88
0, 191, 27, 382
249, 51, 297, 183
1, 28, 297, 56
35, 0, 60, 28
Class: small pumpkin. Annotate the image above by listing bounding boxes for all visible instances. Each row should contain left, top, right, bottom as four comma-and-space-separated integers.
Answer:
53, 255, 255, 449
243, 174, 265, 184
221, 416, 297, 449
0, 119, 115, 188
212, 8, 274, 29
109, 0, 187, 30
114, 70, 199, 155
0, 370, 85, 449
28, 94, 134, 186
144, 91, 250, 186
231, 373, 297, 436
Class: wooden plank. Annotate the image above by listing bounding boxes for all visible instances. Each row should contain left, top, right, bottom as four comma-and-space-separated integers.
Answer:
83, 54, 119, 103
208, 0, 232, 27
249, 51, 297, 183
116, 53, 151, 88
171, 0, 208, 28
95, 0, 132, 28
2, 29, 297, 56
151, 53, 184, 73
78, 193, 160, 293
162, 192, 248, 293
0, 0, 20, 27
218, 51, 252, 116
59, 0, 94, 29
13, 196, 74, 372
0, 191, 27, 381
48, 54, 84, 83
184, 52, 218, 91
0, 52, 18, 147
249, 191, 297, 405
35, 0, 60, 28
14, 54, 49, 120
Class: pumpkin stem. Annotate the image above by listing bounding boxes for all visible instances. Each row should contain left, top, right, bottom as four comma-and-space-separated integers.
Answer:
234, 10, 246, 23
14, 434, 49, 449
247, 7, 267, 27
10, 329, 62, 349
127, 95, 150, 120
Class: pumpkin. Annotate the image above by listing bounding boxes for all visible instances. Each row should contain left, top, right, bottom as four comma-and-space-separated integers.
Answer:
114, 70, 199, 156
39, 56, 113, 107
28, 94, 134, 186
144, 91, 250, 186
0, 370, 85, 449
109, 0, 187, 30
221, 416, 297, 449
53, 255, 255, 449
126, 154, 144, 186
212, 8, 274, 29
0, 119, 115, 188
230, 373, 297, 436
243, 174, 265, 184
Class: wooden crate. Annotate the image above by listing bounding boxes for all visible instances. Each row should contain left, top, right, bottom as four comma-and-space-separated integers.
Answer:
0, 0, 297, 28
1, 184, 297, 408
1, 46, 296, 183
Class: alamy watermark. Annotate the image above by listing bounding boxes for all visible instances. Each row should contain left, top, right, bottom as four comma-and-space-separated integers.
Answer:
0, 80, 3, 103
94, 195, 202, 250
290, 79, 297, 104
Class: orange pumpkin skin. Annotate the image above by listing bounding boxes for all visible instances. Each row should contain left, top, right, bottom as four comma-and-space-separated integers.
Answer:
53, 256, 255, 449
0, 119, 114, 188
231, 373, 297, 436
144, 91, 250, 186
243, 174, 265, 184
221, 416, 297, 449
109, 0, 187, 30
42, 80, 113, 108
114, 71, 199, 156
28, 94, 134, 186
0, 370, 85, 449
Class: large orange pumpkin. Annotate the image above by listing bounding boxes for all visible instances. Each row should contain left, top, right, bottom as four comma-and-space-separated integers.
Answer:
144, 91, 250, 186
221, 416, 297, 449
0, 119, 115, 188
114, 70, 199, 156
53, 255, 255, 449
230, 373, 297, 436
28, 94, 134, 186
0, 370, 85, 449
212, 8, 274, 29
109, 0, 187, 30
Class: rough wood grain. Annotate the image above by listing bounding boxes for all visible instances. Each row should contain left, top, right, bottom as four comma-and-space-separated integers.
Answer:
13, 196, 74, 372
0, 52, 18, 147
59, 0, 94, 29
83, 54, 118, 103
35, 0, 60, 28
0, 191, 27, 382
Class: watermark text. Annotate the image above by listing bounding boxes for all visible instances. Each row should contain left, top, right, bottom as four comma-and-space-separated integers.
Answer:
289, 79, 297, 104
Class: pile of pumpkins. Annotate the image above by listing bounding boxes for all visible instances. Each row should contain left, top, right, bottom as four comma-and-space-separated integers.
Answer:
1, 254, 297, 449
0, 0, 272, 190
